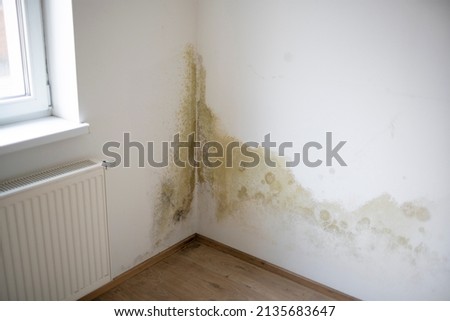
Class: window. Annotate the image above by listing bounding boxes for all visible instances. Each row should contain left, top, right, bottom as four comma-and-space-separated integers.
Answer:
0, 0, 50, 125
0, 0, 88, 156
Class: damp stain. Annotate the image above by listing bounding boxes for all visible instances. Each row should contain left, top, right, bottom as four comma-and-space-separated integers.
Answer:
154, 44, 197, 241
401, 202, 430, 221
156, 44, 436, 266
320, 210, 331, 222
237, 186, 249, 200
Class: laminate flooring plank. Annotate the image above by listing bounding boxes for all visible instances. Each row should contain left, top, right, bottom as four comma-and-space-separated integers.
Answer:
97, 241, 335, 301
177, 242, 331, 300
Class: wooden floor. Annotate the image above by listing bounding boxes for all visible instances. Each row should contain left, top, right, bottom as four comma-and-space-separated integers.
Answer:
96, 240, 334, 300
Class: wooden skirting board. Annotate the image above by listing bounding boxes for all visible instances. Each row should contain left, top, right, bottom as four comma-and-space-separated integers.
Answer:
81, 233, 357, 301
195, 234, 357, 301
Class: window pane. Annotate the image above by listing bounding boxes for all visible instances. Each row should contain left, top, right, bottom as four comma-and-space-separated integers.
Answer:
0, 0, 27, 100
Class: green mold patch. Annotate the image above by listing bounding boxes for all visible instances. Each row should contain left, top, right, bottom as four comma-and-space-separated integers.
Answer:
154, 45, 197, 242
155, 44, 435, 265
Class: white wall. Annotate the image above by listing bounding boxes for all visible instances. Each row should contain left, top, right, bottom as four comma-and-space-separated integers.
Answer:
0, 0, 198, 278
1, 0, 449, 300
197, 0, 450, 300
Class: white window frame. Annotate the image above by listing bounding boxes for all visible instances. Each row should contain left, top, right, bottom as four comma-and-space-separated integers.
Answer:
0, 0, 50, 125
0, 0, 89, 156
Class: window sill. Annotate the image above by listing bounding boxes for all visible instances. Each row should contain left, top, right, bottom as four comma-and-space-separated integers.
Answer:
0, 116, 90, 156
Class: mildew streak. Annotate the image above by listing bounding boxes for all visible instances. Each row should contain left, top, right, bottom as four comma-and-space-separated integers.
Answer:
154, 45, 197, 242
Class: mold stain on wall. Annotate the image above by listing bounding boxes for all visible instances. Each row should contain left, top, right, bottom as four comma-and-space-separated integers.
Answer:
156, 44, 442, 270
153, 45, 197, 243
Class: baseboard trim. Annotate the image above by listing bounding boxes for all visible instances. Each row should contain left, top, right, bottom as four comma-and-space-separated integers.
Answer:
82, 233, 357, 301
79, 234, 196, 301
195, 234, 358, 301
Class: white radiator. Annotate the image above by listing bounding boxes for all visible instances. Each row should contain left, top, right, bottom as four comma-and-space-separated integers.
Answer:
0, 160, 111, 300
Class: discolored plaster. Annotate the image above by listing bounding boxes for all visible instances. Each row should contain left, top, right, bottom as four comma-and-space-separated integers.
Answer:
153, 45, 197, 242
155, 44, 437, 267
